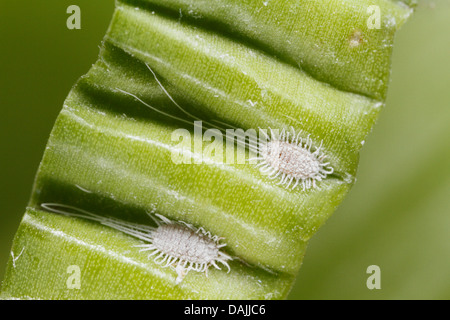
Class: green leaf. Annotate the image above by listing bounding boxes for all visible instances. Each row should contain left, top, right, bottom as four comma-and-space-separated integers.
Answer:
1, 0, 412, 299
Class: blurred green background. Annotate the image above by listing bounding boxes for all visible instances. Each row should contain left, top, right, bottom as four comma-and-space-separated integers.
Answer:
0, 0, 449, 299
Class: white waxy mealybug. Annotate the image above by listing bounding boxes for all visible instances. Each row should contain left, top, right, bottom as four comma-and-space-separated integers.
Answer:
252, 127, 334, 190
116, 63, 334, 190
41, 203, 232, 284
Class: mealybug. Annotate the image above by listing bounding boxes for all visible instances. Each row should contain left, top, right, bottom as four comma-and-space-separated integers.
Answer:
41, 203, 232, 284
117, 63, 334, 190
252, 127, 334, 190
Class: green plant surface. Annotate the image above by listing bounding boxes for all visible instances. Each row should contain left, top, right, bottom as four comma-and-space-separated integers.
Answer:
290, 0, 450, 299
3, 208, 294, 299
0, 0, 428, 300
